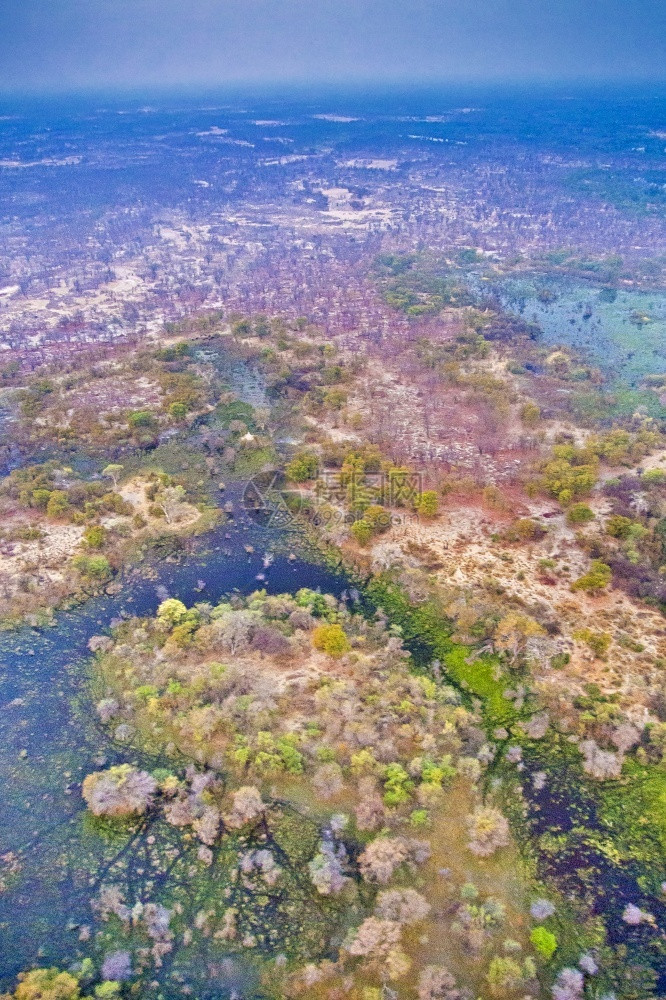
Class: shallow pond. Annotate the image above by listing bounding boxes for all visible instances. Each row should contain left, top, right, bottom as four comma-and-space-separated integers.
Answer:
192, 339, 267, 410
494, 275, 666, 398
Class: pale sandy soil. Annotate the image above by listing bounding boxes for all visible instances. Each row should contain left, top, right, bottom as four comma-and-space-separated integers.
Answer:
368, 497, 666, 717
0, 521, 85, 592
638, 447, 666, 472
233, 322, 666, 724
0, 217, 220, 349
279, 316, 666, 718
338, 158, 399, 170
303, 415, 361, 444
0, 477, 201, 615
118, 476, 201, 528
62, 374, 163, 417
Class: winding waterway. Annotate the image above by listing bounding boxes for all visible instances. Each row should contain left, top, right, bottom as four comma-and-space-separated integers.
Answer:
0, 344, 348, 992
3, 339, 665, 993
0, 490, 347, 988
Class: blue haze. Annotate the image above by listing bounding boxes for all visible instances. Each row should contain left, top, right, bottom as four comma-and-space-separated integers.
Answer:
0, 0, 665, 95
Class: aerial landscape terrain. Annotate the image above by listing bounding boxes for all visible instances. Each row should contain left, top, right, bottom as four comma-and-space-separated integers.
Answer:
1, 3, 666, 999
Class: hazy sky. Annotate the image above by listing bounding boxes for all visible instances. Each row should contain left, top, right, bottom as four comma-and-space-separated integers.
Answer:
1, 0, 665, 94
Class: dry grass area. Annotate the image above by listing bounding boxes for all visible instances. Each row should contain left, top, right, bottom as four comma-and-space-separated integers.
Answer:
5, 332, 219, 451
366, 493, 666, 719
0, 519, 85, 591
0, 476, 202, 624
326, 343, 536, 487
232, 314, 666, 728
14, 364, 165, 445
231, 305, 542, 489
53, 372, 164, 422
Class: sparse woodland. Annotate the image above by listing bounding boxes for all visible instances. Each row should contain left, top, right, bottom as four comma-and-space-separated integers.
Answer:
2, 265, 666, 999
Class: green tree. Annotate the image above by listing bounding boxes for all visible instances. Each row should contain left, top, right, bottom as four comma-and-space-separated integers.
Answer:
157, 598, 189, 624
364, 504, 391, 532
571, 560, 612, 594
485, 956, 525, 995
13, 967, 80, 1000
415, 490, 439, 518
312, 623, 350, 658
82, 525, 107, 549
323, 388, 348, 410
505, 517, 544, 542
127, 409, 155, 429
46, 490, 70, 519
168, 401, 188, 419
231, 318, 252, 337
520, 400, 541, 427
350, 519, 372, 545
102, 464, 124, 491
31, 488, 52, 509
541, 445, 598, 503
567, 503, 595, 524
72, 554, 111, 581
606, 514, 633, 538
383, 762, 413, 807
154, 484, 186, 523
286, 452, 319, 483
94, 984, 121, 1000
530, 926, 558, 960
572, 627, 612, 659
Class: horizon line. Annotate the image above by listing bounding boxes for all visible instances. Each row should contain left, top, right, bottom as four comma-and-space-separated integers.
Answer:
1, 76, 666, 103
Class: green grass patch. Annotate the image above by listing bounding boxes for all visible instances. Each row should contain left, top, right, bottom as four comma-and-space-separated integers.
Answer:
443, 646, 517, 727
366, 575, 523, 728
598, 758, 666, 873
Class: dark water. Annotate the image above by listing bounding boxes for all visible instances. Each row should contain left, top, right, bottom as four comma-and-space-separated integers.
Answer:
192, 340, 267, 410
520, 744, 666, 990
